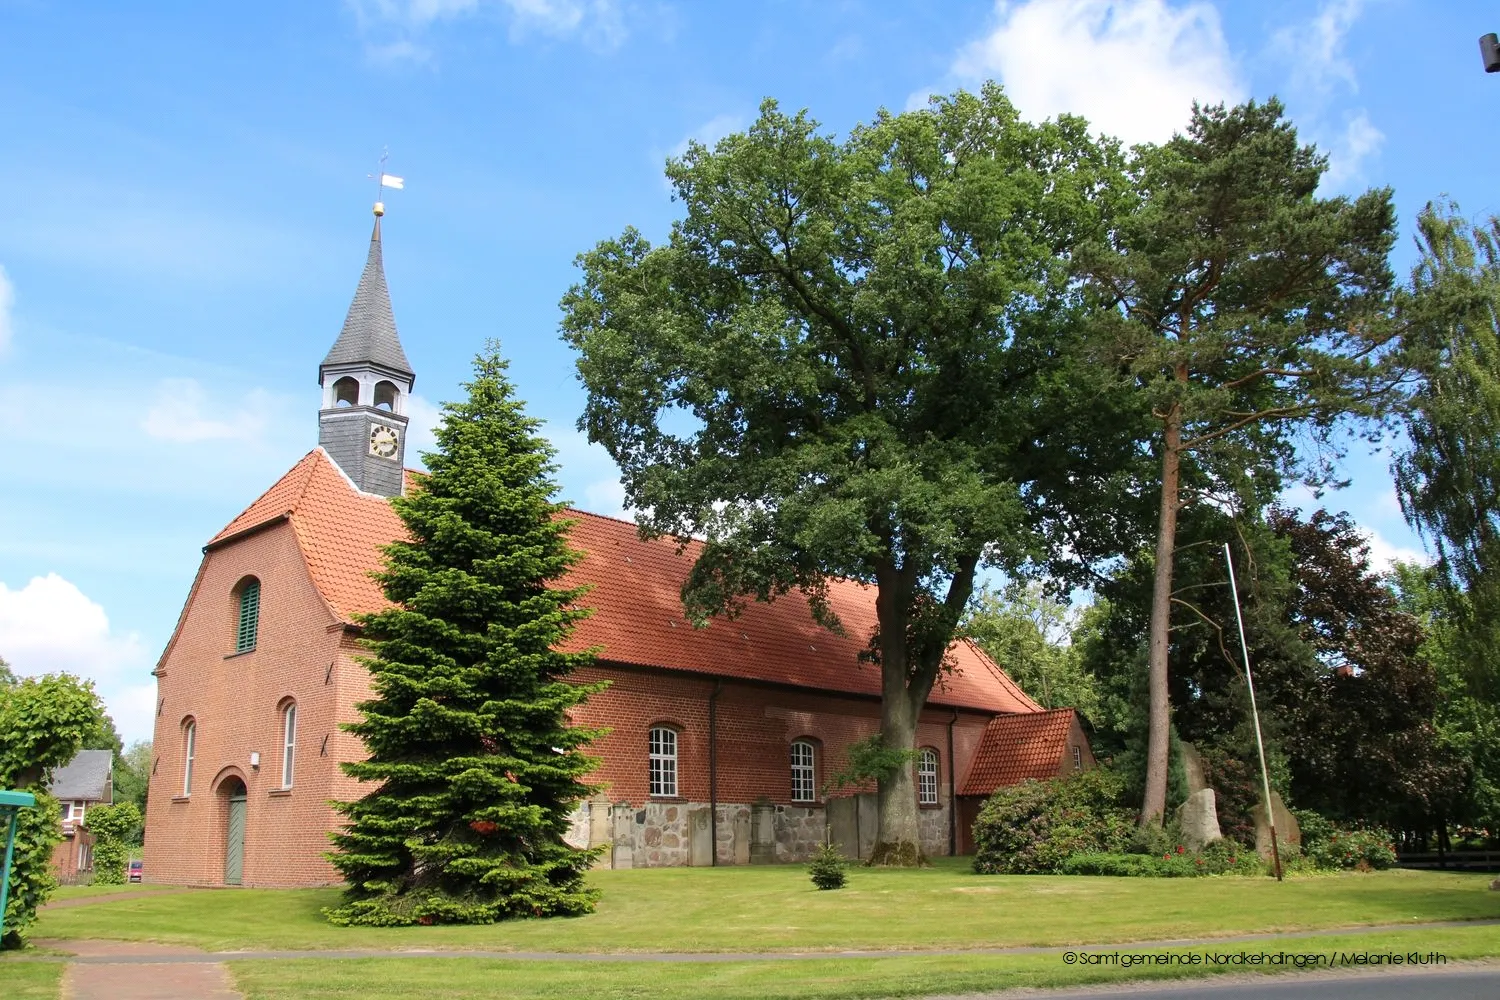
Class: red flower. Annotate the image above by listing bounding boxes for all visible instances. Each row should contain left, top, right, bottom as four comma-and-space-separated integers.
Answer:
1163, 853, 1170, 860
469, 819, 499, 835
1176, 845, 1185, 854
417, 916, 434, 926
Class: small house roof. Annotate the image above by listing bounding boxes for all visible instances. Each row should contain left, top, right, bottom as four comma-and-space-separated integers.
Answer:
48, 749, 113, 802
960, 708, 1080, 796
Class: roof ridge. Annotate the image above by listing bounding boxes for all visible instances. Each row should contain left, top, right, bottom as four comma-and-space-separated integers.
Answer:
208, 449, 319, 544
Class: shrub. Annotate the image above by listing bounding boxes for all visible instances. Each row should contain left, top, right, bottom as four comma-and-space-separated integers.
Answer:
1060, 838, 1259, 878
972, 767, 1135, 874
808, 843, 848, 890
1304, 825, 1397, 871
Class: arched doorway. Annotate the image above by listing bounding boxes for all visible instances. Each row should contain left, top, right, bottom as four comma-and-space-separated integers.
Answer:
220, 776, 247, 885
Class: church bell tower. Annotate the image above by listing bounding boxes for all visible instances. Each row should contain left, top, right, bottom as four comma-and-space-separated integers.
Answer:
318, 204, 415, 497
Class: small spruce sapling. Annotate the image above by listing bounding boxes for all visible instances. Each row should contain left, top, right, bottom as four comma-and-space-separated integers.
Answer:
808, 842, 848, 890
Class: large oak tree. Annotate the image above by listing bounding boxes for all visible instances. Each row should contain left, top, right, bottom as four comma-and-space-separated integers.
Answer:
560, 87, 1137, 864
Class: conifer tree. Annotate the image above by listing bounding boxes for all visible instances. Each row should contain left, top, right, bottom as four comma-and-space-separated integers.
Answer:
326, 344, 604, 926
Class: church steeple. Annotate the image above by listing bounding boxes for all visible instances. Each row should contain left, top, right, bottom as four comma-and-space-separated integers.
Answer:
318, 207, 415, 497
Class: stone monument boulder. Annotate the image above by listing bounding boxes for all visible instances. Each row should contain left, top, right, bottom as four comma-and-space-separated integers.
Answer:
1177, 787, 1222, 851
1252, 791, 1300, 859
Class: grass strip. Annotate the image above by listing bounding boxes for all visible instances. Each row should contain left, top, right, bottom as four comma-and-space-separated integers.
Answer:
225, 926, 1500, 1000
34, 865, 1500, 955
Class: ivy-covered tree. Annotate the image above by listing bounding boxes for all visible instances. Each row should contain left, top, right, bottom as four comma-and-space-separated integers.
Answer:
83, 802, 142, 885
561, 87, 1141, 865
1075, 99, 1401, 825
0, 672, 110, 948
326, 345, 605, 927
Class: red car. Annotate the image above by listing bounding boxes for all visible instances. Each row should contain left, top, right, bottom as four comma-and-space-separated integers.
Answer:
128, 860, 143, 883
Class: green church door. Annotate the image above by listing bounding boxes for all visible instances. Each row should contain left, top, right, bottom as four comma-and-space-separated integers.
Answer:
225, 785, 247, 886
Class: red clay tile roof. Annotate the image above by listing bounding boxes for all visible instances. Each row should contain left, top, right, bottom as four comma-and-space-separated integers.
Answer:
960, 708, 1079, 795
205, 448, 1041, 714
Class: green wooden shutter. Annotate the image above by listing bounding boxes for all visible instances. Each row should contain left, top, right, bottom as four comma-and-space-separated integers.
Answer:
236, 580, 260, 653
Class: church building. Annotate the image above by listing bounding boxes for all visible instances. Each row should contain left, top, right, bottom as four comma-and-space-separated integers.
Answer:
142, 209, 1092, 887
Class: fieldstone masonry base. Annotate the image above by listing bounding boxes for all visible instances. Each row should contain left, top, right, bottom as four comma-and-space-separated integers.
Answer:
566, 794, 952, 867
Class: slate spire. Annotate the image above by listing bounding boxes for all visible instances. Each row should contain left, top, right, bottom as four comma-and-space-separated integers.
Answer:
317, 206, 415, 498
320, 215, 415, 383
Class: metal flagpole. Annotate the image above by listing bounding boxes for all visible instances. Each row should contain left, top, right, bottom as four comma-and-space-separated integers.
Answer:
1223, 543, 1283, 881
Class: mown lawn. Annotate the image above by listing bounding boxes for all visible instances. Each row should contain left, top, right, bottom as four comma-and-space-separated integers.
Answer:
226, 925, 1500, 1000
0, 961, 64, 999
31, 859, 1500, 954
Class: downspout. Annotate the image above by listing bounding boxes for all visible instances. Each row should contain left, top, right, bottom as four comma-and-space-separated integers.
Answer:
709, 680, 723, 865
947, 709, 958, 857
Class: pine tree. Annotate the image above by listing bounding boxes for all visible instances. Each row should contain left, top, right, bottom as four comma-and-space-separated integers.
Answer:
325, 344, 605, 926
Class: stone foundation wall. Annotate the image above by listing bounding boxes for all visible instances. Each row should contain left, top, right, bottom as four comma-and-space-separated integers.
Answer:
569, 795, 957, 867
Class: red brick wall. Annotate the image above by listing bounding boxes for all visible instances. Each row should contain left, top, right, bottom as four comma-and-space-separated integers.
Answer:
144, 521, 346, 888
145, 525, 1003, 886
49, 830, 93, 884
570, 664, 992, 809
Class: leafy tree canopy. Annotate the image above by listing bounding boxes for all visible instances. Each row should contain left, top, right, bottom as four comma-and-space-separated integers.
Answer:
0, 672, 109, 948
560, 86, 1143, 862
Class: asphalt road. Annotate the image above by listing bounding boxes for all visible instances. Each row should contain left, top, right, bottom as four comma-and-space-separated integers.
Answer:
961, 968, 1500, 1000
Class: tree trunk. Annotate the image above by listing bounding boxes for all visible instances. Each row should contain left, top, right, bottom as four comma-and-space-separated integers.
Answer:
869, 689, 926, 866
1141, 401, 1183, 828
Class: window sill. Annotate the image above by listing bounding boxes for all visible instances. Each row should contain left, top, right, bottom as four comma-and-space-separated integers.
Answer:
223, 649, 257, 660
171, 795, 191, 804
267, 788, 293, 798
647, 796, 685, 803
789, 800, 824, 809
918, 802, 943, 810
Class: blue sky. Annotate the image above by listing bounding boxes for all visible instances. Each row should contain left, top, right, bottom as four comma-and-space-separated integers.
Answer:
2, 0, 1497, 743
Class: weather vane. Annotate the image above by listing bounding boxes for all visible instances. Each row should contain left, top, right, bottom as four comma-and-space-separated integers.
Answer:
368, 148, 405, 217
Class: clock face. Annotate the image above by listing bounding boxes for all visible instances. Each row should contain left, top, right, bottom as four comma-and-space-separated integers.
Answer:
369, 425, 400, 460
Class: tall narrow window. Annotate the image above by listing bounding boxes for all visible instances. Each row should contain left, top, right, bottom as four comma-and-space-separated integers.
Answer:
918, 748, 939, 805
648, 726, 677, 797
235, 578, 260, 653
1071, 745, 1083, 771
281, 702, 297, 789
182, 720, 196, 796
790, 740, 816, 802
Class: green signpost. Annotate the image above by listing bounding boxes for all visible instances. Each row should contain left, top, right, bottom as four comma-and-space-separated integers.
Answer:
0, 789, 38, 945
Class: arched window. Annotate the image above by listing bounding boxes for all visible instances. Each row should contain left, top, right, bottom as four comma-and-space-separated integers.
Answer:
234, 577, 260, 654
373, 380, 400, 411
648, 726, 678, 798
790, 740, 816, 802
182, 719, 196, 797
917, 747, 939, 805
281, 702, 297, 789
332, 376, 359, 407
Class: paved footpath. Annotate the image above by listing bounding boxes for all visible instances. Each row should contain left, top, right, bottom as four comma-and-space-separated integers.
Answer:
52, 941, 242, 1000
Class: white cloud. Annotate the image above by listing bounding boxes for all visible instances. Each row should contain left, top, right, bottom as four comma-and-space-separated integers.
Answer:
1360, 527, 1427, 575
0, 264, 13, 356
140, 378, 271, 443
670, 113, 747, 160
941, 0, 1245, 146
0, 573, 156, 743
348, 0, 627, 60
1270, 0, 1381, 189
1272, 0, 1362, 100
